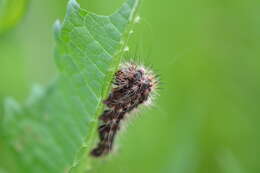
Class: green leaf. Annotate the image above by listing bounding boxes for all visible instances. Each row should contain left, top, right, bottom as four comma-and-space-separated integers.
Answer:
0, 0, 139, 172
0, 0, 29, 35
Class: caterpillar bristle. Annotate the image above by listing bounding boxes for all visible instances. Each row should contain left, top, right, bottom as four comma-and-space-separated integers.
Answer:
90, 62, 158, 157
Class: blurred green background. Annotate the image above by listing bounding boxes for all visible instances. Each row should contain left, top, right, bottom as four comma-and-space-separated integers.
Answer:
1, 0, 260, 172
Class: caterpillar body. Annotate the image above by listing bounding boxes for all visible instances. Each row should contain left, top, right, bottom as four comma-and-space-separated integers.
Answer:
91, 62, 158, 157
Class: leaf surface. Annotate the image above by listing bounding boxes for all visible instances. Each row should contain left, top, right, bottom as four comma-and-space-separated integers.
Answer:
0, 0, 139, 172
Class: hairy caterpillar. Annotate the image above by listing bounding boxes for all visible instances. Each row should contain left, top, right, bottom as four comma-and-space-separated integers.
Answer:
90, 62, 158, 157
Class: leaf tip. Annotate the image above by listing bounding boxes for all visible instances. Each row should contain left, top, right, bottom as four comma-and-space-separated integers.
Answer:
53, 20, 62, 40
67, 0, 80, 13
26, 84, 45, 106
111, 0, 140, 24
4, 97, 21, 123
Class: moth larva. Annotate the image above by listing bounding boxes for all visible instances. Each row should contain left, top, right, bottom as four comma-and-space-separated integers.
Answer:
90, 62, 158, 157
